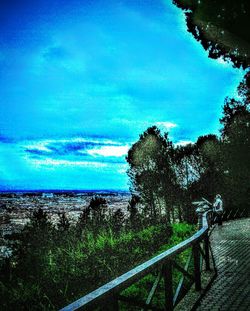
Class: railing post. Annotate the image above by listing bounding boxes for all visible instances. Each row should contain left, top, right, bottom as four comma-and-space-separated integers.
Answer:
196, 209, 203, 230
163, 260, 173, 311
204, 233, 210, 271
193, 243, 201, 291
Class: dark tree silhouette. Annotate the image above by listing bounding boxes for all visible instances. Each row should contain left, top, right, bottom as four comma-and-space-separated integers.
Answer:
89, 196, 108, 224
77, 206, 91, 228
127, 195, 141, 229
173, 0, 250, 68
126, 126, 177, 221
58, 212, 70, 231
219, 76, 250, 212
112, 209, 125, 233
31, 208, 49, 228
194, 135, 223, 201
173, 135, 223, 222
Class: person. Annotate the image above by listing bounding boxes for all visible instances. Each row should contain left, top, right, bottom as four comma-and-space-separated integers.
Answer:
213, 194, 223, 225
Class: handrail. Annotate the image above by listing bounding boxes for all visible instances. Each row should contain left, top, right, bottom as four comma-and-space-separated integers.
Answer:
60, 209, 214, 311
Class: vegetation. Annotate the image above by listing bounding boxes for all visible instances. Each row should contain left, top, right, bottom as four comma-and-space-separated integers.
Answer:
127, 127, 178, 222
0, 202, 195, 310
1, 2, 249, 310
173, 0, 250, 69
127, 73, 250, 220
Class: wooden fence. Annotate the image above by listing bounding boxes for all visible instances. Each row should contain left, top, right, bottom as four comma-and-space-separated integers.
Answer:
60, 208, 218, 311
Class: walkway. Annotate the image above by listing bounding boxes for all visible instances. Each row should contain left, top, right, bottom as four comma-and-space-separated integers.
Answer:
196, 218, 250, 311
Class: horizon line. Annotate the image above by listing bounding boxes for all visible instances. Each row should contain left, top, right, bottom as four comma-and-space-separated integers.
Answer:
0, 188, 130, 193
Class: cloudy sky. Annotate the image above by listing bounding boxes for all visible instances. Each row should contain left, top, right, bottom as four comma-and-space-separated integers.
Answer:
0, 0, 244, 190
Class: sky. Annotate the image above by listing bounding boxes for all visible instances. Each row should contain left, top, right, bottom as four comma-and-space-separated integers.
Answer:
0, 0, 245, 191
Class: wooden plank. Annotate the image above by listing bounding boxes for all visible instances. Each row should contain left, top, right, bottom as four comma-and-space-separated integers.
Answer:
198, 243, 206, 260
163, 260, 173, 311
60, 228, 208, 311
144, 270, 162, 307
204, 233, 210, 271
173, 251, 193, 306
173, 261, 194, 282
239, 209, 246, 217
193, 244, 201, 291
233, 208, 239, 219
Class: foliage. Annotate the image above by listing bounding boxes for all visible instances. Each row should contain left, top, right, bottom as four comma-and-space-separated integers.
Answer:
58, 212, 70, 231
218, 72, 250, 212
126, 126, 226, 224
127, 71, 250, 222
173, 0, 250, 68
126, 126, 178, 221
0, 206, 195, 311
89, 196, 108, 225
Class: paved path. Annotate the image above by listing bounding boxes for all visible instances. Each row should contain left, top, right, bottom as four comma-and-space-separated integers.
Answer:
196, 218, 250, 311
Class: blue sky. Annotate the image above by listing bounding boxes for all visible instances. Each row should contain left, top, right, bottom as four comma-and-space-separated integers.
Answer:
0, 0, 244, 190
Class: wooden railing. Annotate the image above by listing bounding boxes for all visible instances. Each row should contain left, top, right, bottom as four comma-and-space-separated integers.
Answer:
60, 209, 217, 311
222, 207, 248, 221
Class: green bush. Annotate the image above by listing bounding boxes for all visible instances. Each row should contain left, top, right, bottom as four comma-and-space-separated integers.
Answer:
0, 212, 195, 310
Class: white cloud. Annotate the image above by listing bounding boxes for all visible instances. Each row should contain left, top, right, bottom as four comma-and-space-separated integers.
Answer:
32, 158, 108, 167
155, 122, 177, 130
175, 140, 194, 146
87, 145, 129, 157
24, 141, 52, 153
21, 137, 131, 169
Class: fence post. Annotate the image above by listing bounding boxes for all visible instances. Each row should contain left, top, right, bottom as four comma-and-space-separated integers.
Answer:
193, 243, 201, 291
196, 208, 203, 230
204, 232, 210, 271
163, 260, 173, 311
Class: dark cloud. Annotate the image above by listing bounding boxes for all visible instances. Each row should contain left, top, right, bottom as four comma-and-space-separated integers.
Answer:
0, 135, 14, 143
24, 139, 123, 158
25, 149, 49, 156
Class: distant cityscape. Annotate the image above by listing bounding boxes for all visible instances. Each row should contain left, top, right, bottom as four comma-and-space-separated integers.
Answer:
0, 190, 131, 256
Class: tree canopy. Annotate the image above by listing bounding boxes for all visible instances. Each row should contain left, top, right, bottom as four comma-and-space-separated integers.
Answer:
126, 126, 177, 220
173, 0, 250, 68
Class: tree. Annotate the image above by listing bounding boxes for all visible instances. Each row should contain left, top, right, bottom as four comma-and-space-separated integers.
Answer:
219, 79, 250, 213
173, 0, 250, 68
173, 1, 250, 216
127, 195, 141, 229
174, 143, 203, 189
194, 135, 223, 200
173, 135, 222, 221
58, 212, 70, 231
112, 209, 125, 233
89, 196, 108, 225
126, 126, 177, 221
77, 206, 91, 229
30, 208, 50, 229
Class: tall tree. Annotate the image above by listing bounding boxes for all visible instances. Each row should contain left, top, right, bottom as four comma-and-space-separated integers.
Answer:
173, 135, 222, 221
173, 1, 250, 216
194, 135, 223, 200
219, 75, 250, 212
173, 0, 250, 68
126, 126, 177, 221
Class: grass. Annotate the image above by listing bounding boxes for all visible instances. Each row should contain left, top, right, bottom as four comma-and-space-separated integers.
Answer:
0, 212, 195, 310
